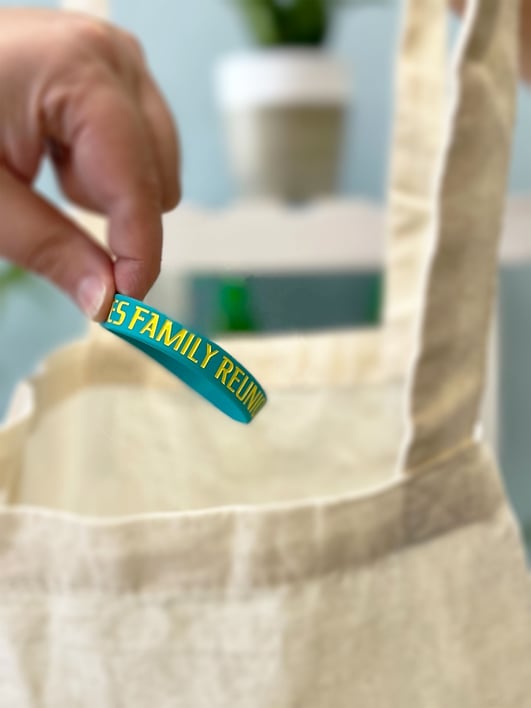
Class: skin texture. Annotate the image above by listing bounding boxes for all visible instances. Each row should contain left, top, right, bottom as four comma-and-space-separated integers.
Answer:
451, 0, 531, 82
0, 9, 180, 320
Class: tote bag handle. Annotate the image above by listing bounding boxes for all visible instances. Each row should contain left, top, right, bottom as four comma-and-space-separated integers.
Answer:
399, 0, 519, 472
384, 0, 447, 364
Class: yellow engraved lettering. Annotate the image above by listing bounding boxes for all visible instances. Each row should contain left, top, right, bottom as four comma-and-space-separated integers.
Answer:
238, 379, 254, 402
180, 333, 195, 356
227, 366, 244, 393
249, 393, 266, 417
107, 299, 129, 326
200, 343, 219, 369
128, 305, 150, 330
139, 312, 159, 339
187, 337, 201, 363
242, 383, 259, 411
215, 356, 234, 384
235, 375, 250, 400
156, 320, 188, 351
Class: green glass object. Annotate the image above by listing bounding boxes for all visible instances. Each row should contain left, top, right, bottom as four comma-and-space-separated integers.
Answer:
216, 278, 257, 333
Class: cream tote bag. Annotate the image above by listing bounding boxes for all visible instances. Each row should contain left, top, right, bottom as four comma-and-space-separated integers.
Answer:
2, 0, 531, 705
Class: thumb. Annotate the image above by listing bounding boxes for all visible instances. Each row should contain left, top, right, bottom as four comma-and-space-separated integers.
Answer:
0, 167, 115, 320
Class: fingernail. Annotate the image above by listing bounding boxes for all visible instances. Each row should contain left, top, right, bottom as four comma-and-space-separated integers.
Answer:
77, 275, 107, 320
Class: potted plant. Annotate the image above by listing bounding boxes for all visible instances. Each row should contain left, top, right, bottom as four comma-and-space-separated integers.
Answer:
216, 0, 366, 201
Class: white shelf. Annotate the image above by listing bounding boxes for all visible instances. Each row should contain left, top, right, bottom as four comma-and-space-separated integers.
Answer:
72, 194, 531, 274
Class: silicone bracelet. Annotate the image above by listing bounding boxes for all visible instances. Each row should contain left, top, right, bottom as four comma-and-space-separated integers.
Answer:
101, 294, 267, 424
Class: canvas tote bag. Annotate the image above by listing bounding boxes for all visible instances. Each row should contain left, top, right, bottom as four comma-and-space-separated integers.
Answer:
1, 0, 531, 705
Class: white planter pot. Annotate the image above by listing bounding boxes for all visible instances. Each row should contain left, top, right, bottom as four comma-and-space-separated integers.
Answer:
215, 49, 350, 201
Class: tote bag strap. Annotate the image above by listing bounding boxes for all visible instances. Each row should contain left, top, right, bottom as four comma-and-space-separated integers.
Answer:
400, 0, 519, 473
383, 0, 447, 361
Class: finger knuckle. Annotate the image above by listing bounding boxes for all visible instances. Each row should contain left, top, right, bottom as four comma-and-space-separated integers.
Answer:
121, 30, 145, 63
73, 17, 116, 59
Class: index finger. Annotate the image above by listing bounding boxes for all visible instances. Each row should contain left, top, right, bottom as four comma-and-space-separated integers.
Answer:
54, 78, 164, 298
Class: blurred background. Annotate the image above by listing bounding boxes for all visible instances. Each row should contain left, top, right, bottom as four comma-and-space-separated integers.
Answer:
1, 0, 531, 549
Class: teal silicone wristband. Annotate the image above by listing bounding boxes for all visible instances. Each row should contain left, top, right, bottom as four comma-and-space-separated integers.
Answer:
101, 294, 267, 424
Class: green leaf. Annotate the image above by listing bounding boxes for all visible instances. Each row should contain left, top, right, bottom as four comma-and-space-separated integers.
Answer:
274, 0, 328, 45
233, 0, 329, 45
233, 0, 283, 45
0, 266, 28, 293
230, 0, 385, 46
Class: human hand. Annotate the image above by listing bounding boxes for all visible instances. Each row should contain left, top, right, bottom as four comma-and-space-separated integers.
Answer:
0, 9, 180, 320
451, 0, 531, 82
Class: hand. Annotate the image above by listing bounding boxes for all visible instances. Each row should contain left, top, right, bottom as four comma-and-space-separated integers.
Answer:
451, 0, 531, 82
0, 9, 180, 320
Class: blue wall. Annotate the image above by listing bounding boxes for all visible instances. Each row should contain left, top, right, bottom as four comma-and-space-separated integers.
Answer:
2, 1, 529, 201
108, 0, 531, 204
110, 0, 398, 205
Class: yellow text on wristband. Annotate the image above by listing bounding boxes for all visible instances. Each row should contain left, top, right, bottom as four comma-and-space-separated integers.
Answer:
102, 294, 267, 423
